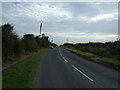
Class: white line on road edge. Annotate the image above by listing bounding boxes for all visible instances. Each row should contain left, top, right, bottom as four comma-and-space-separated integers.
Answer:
63, 57, 68, 62
72, 65, 93, 82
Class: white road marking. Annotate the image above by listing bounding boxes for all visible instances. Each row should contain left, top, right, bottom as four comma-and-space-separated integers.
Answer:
72, 65, 93, 82
60, 53, 62, 57
63, 57, 68, 62
58, 49, 68, 63
59, 51, 62, 56
58, 50, 62, 56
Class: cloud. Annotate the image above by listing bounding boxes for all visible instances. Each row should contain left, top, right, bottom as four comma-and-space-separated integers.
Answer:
90, 12, 118, 22
77, 12, 118, 22
2, 2, 118, 24
3, 2, 72, 22
2, 2, 118, 44
46, 31, 118, 39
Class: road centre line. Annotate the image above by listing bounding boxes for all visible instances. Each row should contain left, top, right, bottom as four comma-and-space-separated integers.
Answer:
72, 65, 93, 82
62, 57, 68, 62
58, 49, 68, 62
60, 53, 62, 57
58, 50, 62, 56
59, 49, 93, 81
59, 51, 62, 56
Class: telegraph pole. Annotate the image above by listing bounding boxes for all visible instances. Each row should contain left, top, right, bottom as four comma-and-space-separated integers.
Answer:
67, 38, 68, 43
39, 23, 42, 38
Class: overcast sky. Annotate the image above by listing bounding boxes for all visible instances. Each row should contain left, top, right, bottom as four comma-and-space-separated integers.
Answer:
2, 2, 118, 45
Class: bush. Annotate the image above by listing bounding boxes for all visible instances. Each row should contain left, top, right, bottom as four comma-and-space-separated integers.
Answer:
63, 41, 120, 60
2, 24, 23, 62
22, 34, 39, 53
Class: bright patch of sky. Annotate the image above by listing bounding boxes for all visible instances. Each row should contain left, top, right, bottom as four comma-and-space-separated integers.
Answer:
1, 2, 118, 45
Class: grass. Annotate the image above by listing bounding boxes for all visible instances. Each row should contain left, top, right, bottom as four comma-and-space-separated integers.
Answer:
2, 51, 35, 67
2, 48, 50, 88
64, 47, 119, 71
2, 54, 31, 70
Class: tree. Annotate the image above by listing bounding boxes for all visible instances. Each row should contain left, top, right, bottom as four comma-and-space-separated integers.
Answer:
2, 24, 23, 62
35, 36, 42, 48
22, 34, 39, 53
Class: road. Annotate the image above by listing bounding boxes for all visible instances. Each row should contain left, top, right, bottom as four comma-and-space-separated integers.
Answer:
34, 47, 119, 88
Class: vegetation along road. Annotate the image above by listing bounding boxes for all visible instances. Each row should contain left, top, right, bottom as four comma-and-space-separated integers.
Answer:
2, 48, 50, 88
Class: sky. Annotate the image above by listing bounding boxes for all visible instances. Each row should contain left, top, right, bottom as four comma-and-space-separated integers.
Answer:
1, 2, 118, 45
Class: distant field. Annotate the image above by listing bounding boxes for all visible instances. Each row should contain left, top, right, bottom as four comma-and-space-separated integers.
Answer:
2, 48, 50, 88
64, 47, 119, 71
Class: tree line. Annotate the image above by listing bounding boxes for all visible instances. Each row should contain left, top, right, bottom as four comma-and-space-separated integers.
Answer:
1, 23, 55, 63
63, 40, 120, 60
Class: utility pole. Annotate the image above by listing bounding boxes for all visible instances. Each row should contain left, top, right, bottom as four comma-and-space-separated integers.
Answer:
67, 38, 68, 43
39, 23, 42, 38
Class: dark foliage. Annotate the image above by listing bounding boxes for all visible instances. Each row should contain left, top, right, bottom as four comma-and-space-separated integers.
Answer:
22, 34, 39, 52
2, 24, 23, 61
63, 41, 120, 60
2, 23, 56, 63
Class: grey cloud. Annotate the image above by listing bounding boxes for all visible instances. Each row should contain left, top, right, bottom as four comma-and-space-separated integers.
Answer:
2, 2, 118, 44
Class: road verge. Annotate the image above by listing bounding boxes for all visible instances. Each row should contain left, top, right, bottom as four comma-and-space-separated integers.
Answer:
64, 47, 119, 71
2, 48, 50, 88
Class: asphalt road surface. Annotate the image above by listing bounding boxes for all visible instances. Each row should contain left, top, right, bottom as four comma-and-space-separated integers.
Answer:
34, 47, 119, 88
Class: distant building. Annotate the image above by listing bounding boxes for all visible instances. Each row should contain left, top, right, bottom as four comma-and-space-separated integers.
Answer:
43, 36, 49, 40
42, 33, 45, 38
41, 33, 49, 47
42, 33, 49, 41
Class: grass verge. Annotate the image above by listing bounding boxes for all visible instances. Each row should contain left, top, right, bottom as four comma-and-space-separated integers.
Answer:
2, 48, 50, 88
64, 47, 119, 71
